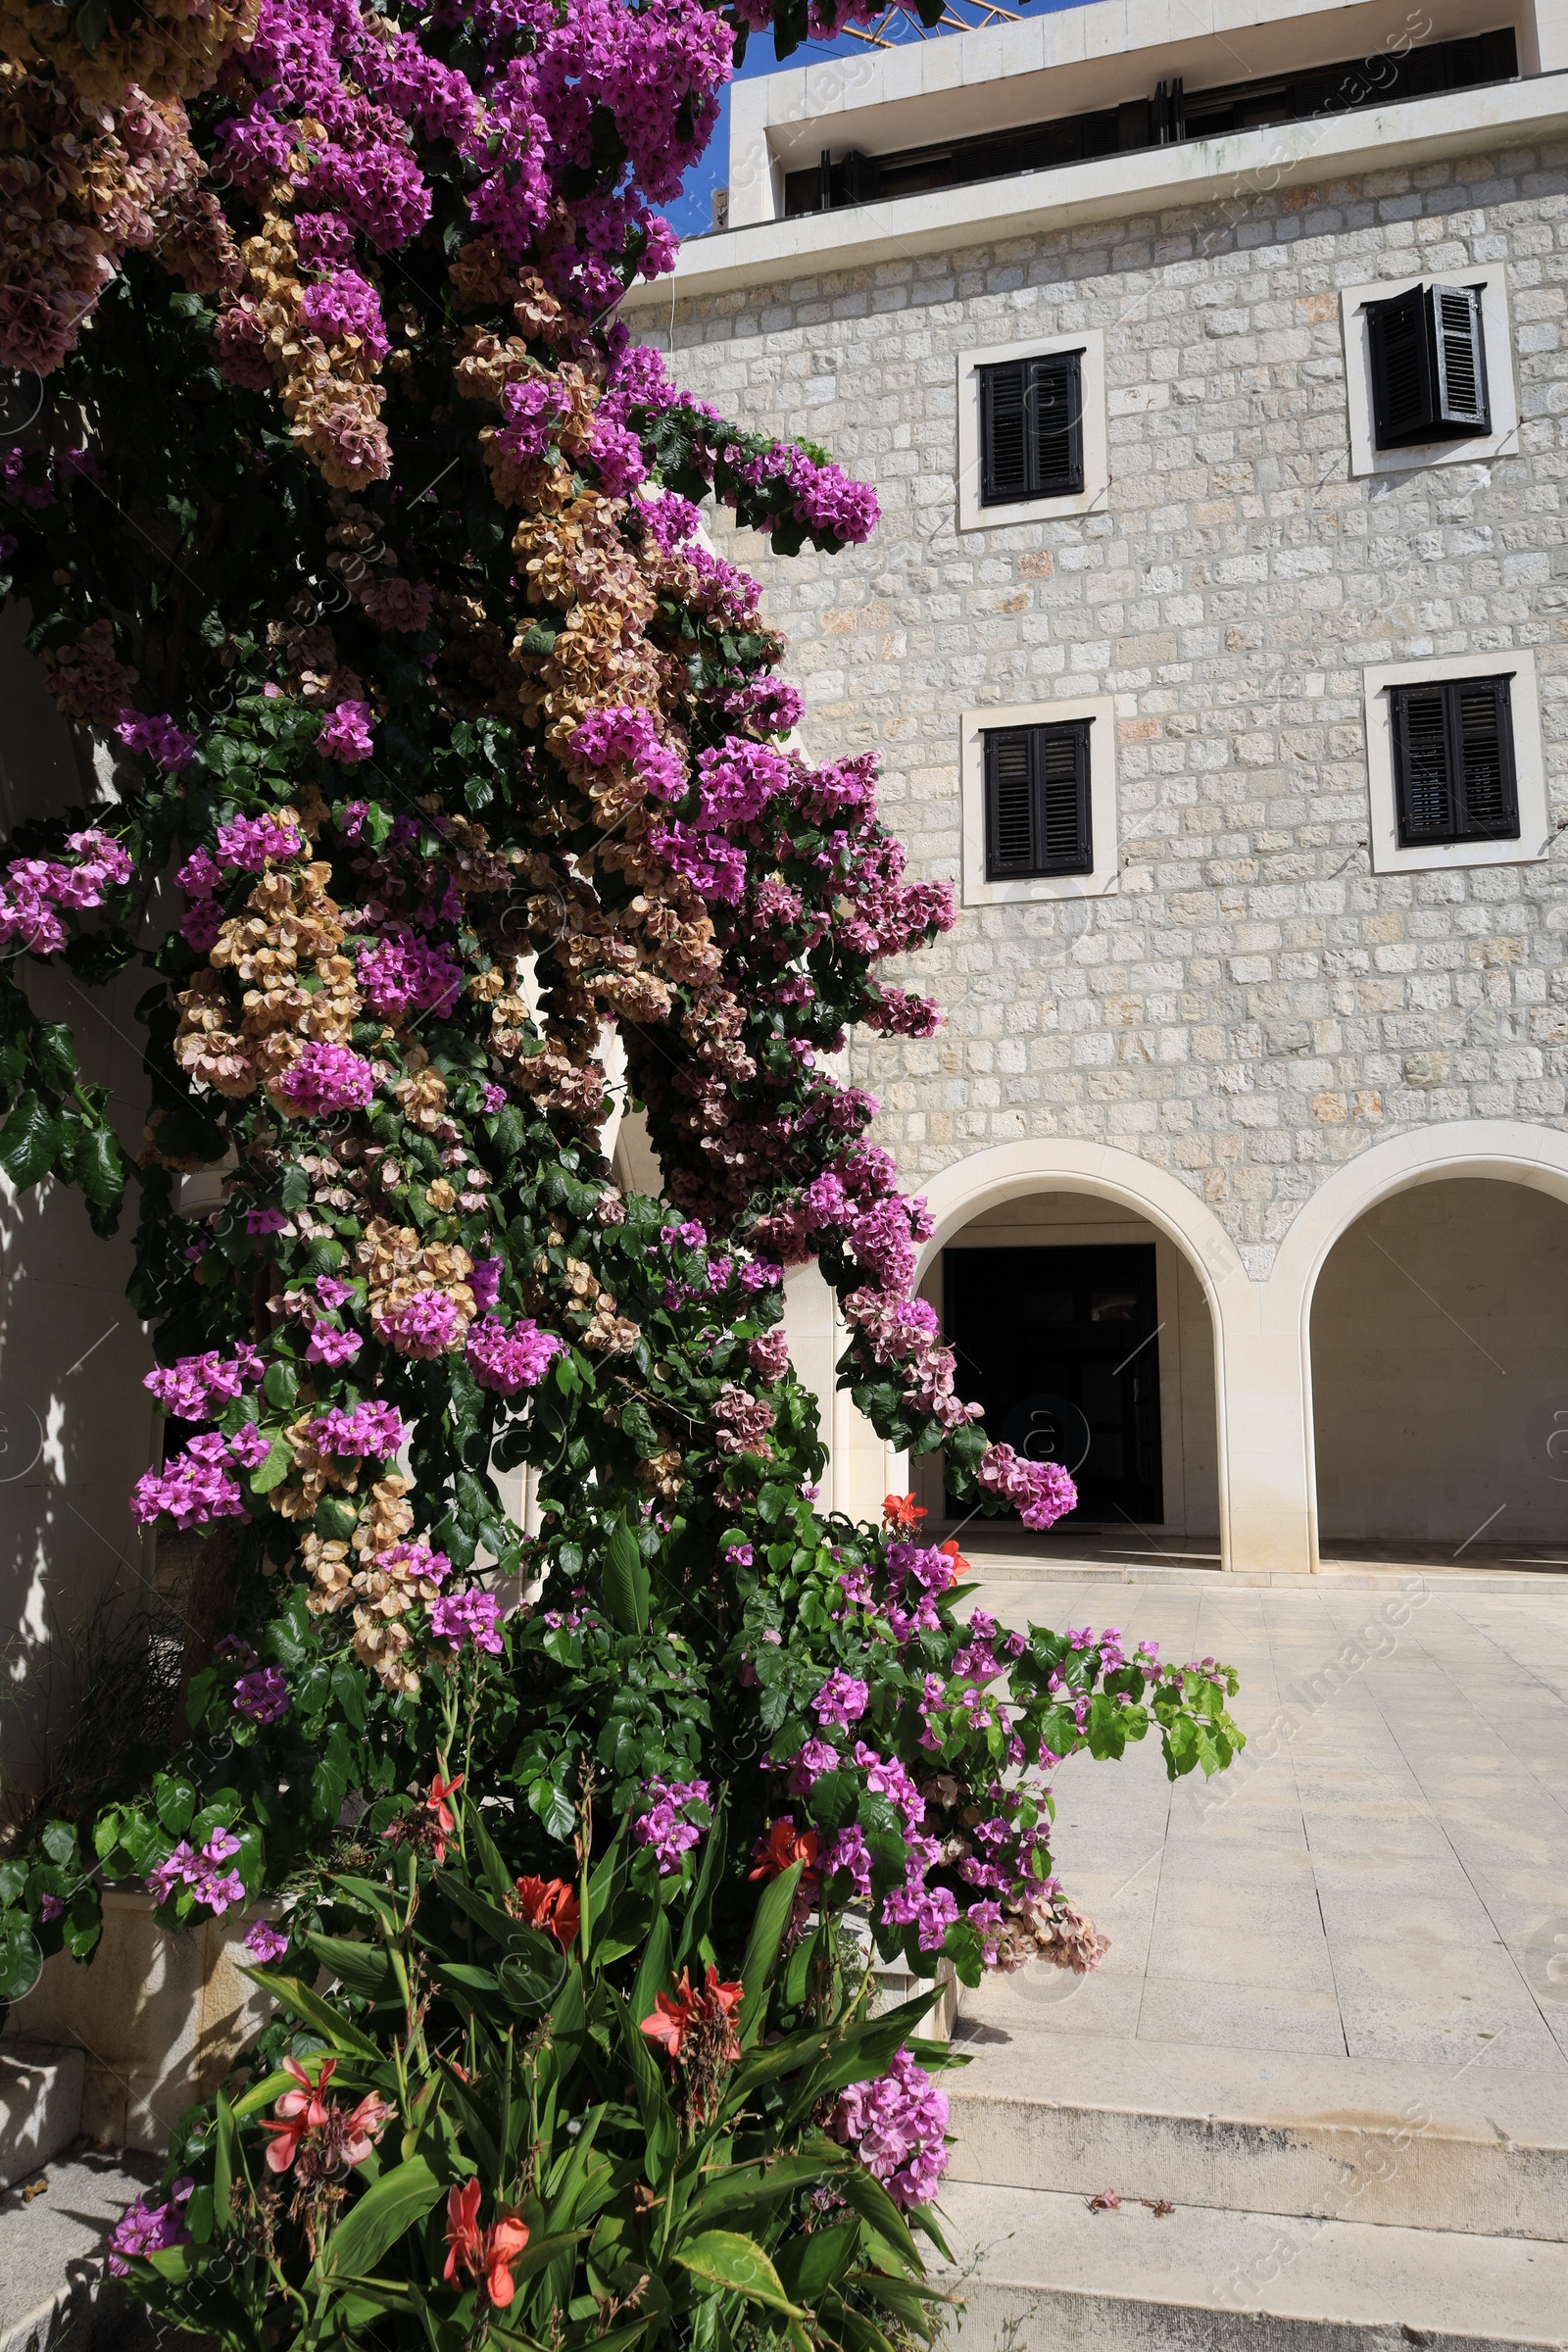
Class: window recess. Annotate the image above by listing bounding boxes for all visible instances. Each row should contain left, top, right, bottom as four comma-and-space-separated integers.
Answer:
1366, 283, 1490, 448
979, 351, 1084, 506
1389, 675, 1518, 849
984, 720, 1093, 879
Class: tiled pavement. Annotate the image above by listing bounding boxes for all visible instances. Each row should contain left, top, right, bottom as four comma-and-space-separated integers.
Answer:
964, 1567, 1568, 2075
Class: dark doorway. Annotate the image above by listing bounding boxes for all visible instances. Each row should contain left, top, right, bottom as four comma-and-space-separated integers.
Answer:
944, 1244, 1163, 1525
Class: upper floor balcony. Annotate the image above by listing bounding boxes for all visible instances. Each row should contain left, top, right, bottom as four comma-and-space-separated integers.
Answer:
630, 0, 1568, 309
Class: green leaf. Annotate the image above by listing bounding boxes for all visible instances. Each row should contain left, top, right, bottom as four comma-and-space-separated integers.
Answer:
673, 2230, 804, 2317
71, 1123, 124, 1212
238, 1970, 379, 2059
319, 2155, 442, 2279
688, 2148, 850, 2231
154, 1774, 196, 1838
0, 1092, 60, 1191
737, 1861, 801, 2043
600, 1519, 650, 1638
0, 1913, 41, 2002
837, 2166, 921, 2270
39, 1822, 75, 1868
306, 1933, 392, 2002
263, 1361, 299, 1412
213, 2088, 235, 2226
467, 1800, 520, 1915
775, 2218, 858, 2303
249, 1438, 294, 1494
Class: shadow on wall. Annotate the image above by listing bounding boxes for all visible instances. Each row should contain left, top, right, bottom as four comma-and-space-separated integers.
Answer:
0, 611, 158, 1815
1310, 1175, 1568, 1547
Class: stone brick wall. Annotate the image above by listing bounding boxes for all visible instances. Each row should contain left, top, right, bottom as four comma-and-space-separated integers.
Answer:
647, 141, 1568, 1277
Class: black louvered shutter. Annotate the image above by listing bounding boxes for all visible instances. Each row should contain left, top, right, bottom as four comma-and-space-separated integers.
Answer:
979, 352, 1085, 505
1431, 284, 1489, 432
1367, 285, 1432, 447
984, 727, 1035, 872
1452, 676, 1516, 838
981, 363, 1029, 505
1390, 675, 1517, 847
1391, 683, 1450, 840
1031, 354, 1084, 500
984, 721, 1093, 879
1368, 283, 1490, 448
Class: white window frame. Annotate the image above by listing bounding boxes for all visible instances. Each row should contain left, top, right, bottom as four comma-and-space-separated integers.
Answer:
1362, 649, 1547, 877
1340, 268, 1519, 480
959, 696, 1117, 906
956, 327, 1108, 531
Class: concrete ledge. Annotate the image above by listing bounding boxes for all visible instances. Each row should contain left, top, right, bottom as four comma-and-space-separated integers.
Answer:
1, 1895, 273, 2155
938, 2180, 1568, 2352
627, 74, 1568, 308
0, 2050, 83, 2198
946, 2029, 1568, 2240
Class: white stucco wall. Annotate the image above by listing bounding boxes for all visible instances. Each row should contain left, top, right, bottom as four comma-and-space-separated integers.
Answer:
0, 617, 155, 1806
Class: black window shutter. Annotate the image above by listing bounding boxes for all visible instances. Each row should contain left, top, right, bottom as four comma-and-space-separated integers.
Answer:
1030, 353, 1085, 500
981, 364, 1029, 505
1452, 676, 1516, 838
1390, 683, 1451, 841
979, 352, 1085, 505
1368, 283, 1491, 447
1431, 284, 1489, 432
1390, 675, 1517, 847
984, 721, 1093, 878
1368, 286, 1432, 447
984, 727, 1035, 873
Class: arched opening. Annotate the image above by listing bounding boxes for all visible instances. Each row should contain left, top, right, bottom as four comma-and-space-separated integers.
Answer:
910, 1190, 1222, 1561
1309, 1176, 1568, 1561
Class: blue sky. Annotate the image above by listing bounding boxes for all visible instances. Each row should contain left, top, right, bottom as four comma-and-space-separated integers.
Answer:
664, 0, 1093, 241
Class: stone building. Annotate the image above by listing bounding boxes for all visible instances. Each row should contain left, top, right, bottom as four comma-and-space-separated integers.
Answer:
621, 0, 1568, 1573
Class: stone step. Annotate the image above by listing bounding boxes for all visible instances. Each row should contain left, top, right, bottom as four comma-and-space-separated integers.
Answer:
0, 2151, 160, 2352
956, 1556, 1568, 1594
0, 2046, 84, 2196
945, 2026, 1568, 2240
937, 2180, 1568, 2352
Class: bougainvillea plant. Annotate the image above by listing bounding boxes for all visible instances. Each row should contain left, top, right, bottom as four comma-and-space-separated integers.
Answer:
0, 0, 1243, 2338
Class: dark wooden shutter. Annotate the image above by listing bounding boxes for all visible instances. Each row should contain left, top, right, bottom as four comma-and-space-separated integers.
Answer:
1453, 675, 1516, 838
1036, 721, 1091, 865
984, 721, 1093, 878
1368, 285, 1432, 447
1390, 675, 1517, 847
984, 727, 1035, 873
980, 363, 1029, 505
979, 352, 1085, 505
1390, 682, 1451, 841
1368, 283, 1490, 447
1431, 284, 1489, 432
1031, 353, 1084, 500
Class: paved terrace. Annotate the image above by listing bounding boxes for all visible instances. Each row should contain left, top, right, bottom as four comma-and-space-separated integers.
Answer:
960, 1559, 1568, 2072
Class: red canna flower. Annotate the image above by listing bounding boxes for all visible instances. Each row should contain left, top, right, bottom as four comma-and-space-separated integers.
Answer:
640, 1976, 699, 2061
482, 2212, 532, 2307
445, 2180, 531, 2306
260, 2055, 335, 2175
424, 1771, 464, 1863
883, 1492, 927, 1530
443, 2180, 483, 2283
748, 1816, 819, 1885
514, 1874, 581, 1951
640, 1965, 744, 2064
938, 1537, 969, 1585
